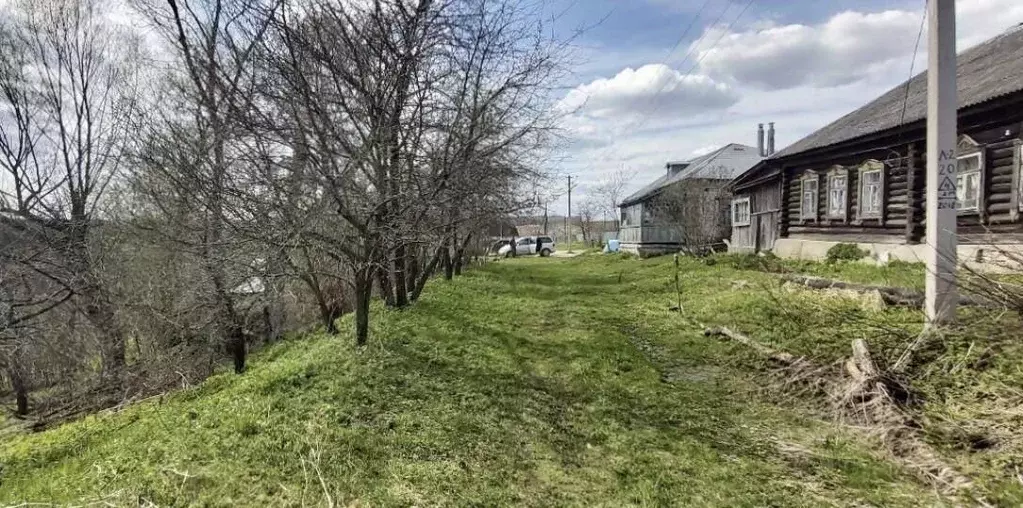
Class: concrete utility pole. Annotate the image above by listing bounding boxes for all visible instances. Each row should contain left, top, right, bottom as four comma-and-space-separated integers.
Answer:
925, 0, 958, 324
567, 175, 573, 253
543, 201, 548, 235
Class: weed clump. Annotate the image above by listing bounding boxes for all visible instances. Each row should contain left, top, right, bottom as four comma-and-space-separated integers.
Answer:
707, 252, 788, 273
826, 243, 869, 264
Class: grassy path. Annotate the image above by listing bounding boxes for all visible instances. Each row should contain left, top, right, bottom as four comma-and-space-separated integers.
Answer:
0, 255, 940, 506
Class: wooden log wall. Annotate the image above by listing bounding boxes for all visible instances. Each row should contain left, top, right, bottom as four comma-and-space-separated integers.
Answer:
783, 147, 915, 239
779, 122, 1023, 243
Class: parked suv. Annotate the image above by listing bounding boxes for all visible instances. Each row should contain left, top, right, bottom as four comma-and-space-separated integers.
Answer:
498, 236, 556, 257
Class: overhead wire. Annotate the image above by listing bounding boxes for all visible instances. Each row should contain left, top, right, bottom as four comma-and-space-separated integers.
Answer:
571, 0, 758, 186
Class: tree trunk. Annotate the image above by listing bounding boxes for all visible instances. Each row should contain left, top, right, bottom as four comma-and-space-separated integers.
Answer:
298, 268, 345, 335
443, 240, 454, 280
205, 251, 247, 374
354, 267, 373, 346
377, 264, 396, 307
406, 247, 420, 292
324, 306, 342, 334
229, 325, 247, 374
87, 284, 126, 377
10, 366, 28, 416
410, 246, 444, 302
392, 244, 409, 308
67, 225, 125, 378
453, 232, 473, 276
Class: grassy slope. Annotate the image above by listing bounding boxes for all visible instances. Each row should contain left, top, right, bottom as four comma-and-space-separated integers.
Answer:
1, 255, 1011, 506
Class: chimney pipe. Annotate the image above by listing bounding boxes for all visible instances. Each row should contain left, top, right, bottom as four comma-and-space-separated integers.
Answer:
757, 123, 765, 157
767, 122, 776, 156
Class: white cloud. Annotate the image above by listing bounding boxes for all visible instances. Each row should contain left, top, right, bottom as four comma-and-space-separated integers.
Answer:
550, 0, 1023, 213
690, 145, 719, 157
694, 10, 923, 90
558, 64, 738, 120
693, 0, 1023, 91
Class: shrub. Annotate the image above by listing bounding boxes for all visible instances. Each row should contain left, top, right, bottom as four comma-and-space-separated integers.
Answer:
707, 253, 788, 273
826, 243, 868, 264
606, 251, 635, 260
887, 259, 923, 271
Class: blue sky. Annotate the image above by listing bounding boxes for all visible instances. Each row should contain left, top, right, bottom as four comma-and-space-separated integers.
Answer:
546, 0, 1023, 212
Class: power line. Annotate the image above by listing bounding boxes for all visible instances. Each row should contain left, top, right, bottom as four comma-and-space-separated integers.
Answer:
662, 0, 715, 63
583, 0, 757, 169
886, 1, 927, 170
678, 0, 755, 78
668, 0, 740, 78
898, 1, 928, 130
559, 0, 757, 211
557, 1, 719, 204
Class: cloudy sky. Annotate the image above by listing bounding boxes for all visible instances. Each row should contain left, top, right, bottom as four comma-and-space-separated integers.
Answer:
548, 0, 1023, 211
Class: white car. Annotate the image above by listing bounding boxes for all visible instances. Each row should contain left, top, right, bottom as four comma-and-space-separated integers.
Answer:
498, 236, 556, 257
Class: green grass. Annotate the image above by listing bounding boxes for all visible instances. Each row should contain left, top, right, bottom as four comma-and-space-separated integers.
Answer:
2, 254, 1018, 506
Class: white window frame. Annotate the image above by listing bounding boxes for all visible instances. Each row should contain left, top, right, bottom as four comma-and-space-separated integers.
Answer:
826, 167, 848, 220
955, 152, 983, 213
731, 197, 751, 227
857, 160, 884, 220
799, 173, 819, 221
1017, 143, 1023, 213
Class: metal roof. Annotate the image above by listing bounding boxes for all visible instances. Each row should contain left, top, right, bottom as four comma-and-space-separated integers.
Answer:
621, 143, 764, 206
772, 25, 1023, 160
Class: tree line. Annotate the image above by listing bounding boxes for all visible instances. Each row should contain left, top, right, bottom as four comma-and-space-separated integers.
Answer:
0, 0, 562, 418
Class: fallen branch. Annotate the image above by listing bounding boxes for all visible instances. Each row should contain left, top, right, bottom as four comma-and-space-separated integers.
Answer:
701, 325, 976, 499
703, 326, 796, 365
781, 275, 998, 309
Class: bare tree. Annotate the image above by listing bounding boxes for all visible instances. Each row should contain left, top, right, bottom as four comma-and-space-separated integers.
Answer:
128, 0, 283, 373
577, 198, 597, 246
649, 170, 733, 255
592, 167, 634, 230
255, 0, 560, 345
0, 0, 142, 378
0, 223, 75, 415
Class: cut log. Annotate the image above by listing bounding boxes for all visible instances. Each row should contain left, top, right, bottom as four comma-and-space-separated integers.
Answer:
781, 275, 998, 309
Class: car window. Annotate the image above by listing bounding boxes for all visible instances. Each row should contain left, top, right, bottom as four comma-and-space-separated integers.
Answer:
517, 239, 530, 245
538, 237, 552, 244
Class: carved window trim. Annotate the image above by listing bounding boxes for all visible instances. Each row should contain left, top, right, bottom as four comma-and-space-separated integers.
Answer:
856, 160, 885, 221
1014, 141, 1022, 219
825, 165, 849, 221
731, 197, 751, 227
956, 135, 984, 216
799, 171, 819, 222
956, 152, 983, 213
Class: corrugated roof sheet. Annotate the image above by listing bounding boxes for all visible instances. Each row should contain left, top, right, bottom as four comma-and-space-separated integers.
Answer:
621, 143, 763, 206
772, 25, 1023, 159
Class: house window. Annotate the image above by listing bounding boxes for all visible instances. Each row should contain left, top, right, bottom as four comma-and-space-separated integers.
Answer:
800, 175, 818, 221
827, 169, 847, 219
956, 152, 982, 212
621, 205, 641, 226
858, 161, 884, 219
1019, 144, 1023, 212
731, 197, 751, 226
